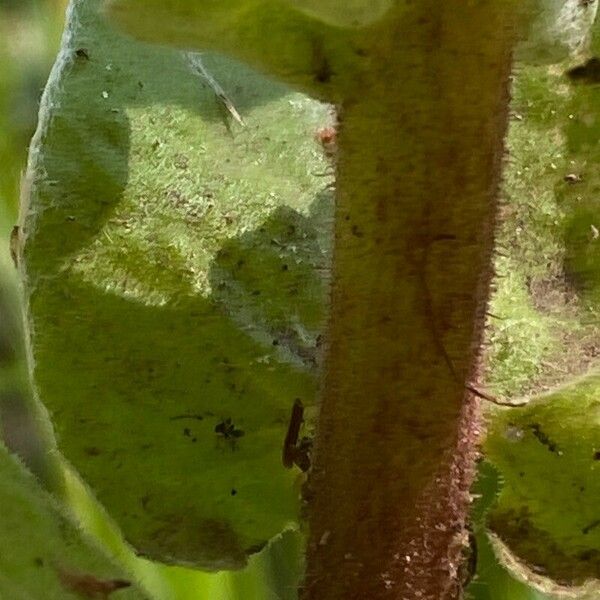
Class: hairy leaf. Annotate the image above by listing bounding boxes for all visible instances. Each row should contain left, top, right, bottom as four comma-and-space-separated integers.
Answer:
482, 37, 600, 593
0, 443, 147, 599
485, 373, 600, 590
466, 463, 550, 600
21, 0, 333, 569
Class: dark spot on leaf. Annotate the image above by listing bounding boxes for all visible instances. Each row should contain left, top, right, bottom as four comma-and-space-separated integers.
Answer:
34, 557, 44, 567
215, 418, 244, 440
183, 428, 191, 437
231, 489, 237, 496
245, 541, 267, 555
314, 60, 332, 83
75, 48, 89, 60
9, 225, 20, 269
84, 447, 101, 456
582, 520, 600, 534
312, 38, 332, 83
527, 423, 560, 454
593, 450, 600, 461
56, 566, 131, 598
567, 57, 600, 84
170, 414, 204, 421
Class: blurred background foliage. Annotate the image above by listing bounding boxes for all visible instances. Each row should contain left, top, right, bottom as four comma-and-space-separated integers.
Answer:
0, 0, 66, 221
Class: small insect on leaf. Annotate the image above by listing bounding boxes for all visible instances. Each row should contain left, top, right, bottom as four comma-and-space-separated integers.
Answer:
282, 399, 304, 469
215, 418, 245, 440
282, 399, 312, 471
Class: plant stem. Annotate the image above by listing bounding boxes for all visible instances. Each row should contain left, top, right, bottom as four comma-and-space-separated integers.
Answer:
303, 4, 517, 598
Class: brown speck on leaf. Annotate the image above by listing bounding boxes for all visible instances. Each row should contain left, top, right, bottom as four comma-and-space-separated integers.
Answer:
311, 38, 332, 84
55, 566, 131, 599
315, 126, 337, 159
75, 48, 90, 60
582, 519, 600, 534
567, 57, 600, 84
351, 224, 364, 238
9, 225, 20, 267
282, 399, 312, 471
169, 414, 204, 421
84, 447, 101, 456
215, 418, 244, 448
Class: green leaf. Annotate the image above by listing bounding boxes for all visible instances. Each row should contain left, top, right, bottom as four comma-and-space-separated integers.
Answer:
2, 247, 148, 599
22, 0, 333, 569
485, 373, 600, 592
62, 462, 305, 600
481, 39, 600, 597
466, 463, 552, 600
0, 442, 147, 599
106, 0, 363, 101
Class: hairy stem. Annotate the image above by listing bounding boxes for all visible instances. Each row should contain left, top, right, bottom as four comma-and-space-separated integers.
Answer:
303, 4, 517, 598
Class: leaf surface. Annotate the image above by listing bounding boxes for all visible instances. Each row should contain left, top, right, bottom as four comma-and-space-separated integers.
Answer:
0, 436, 147, 600
22, 0, 333, 568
